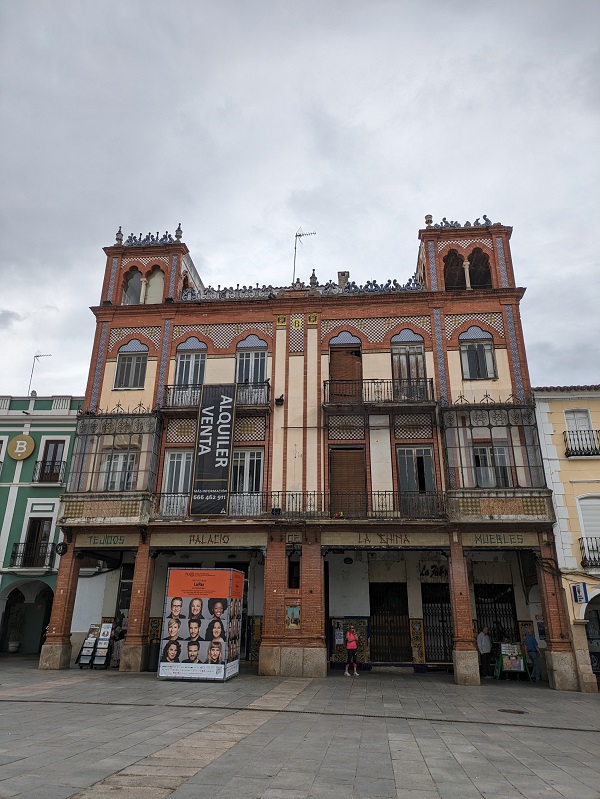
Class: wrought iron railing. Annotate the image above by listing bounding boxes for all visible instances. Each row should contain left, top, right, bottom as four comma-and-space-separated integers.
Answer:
153, 491, 445, 520
32, 460, 66, 483
323, 379, 434, 404
163, 382, 270, 409
564, 430, 600, 457
580, 537, 600, 568
10, 542, 56, 568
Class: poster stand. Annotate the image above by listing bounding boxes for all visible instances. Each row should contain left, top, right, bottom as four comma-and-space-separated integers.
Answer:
92, 623, 113, 669
494, 643, 531, 680
76, 637, 98, 668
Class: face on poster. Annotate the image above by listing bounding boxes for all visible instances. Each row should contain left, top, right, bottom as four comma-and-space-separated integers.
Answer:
158, 568, 244, 681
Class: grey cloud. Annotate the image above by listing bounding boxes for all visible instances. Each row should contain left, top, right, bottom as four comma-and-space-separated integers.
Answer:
0, 309, 23, 330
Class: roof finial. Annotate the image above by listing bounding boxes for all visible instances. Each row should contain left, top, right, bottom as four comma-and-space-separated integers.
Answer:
175, 223, 183, 240
115, 225, 123, 244
425, 214, 433, 228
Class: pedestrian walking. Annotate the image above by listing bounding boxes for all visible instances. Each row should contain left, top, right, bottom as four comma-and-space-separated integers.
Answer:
477, 626, 493, 678
344, 625, 360, 677
524, 628, 542, 681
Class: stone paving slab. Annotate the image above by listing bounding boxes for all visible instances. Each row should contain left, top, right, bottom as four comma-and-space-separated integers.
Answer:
0, 658, 599, 798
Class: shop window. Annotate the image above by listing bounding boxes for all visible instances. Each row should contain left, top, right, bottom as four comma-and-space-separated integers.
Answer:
122, 268, 142, 305
459, 327, 496, 380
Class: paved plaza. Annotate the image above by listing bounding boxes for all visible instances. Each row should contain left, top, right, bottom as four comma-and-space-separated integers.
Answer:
0, 658, 598, 799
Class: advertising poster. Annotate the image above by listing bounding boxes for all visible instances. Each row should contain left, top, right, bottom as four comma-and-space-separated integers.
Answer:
190, 385, 236, 516
158, 568, 244, 681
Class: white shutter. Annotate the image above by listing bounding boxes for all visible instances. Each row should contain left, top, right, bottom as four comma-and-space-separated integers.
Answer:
580, 497, 600, 536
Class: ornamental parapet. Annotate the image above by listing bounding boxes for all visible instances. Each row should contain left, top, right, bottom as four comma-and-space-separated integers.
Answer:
58, 491, 153, 526
446, 488, 554, 523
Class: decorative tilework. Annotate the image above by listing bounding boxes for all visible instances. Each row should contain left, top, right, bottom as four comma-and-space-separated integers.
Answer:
444, 313, 504, 339
394, 414, 433, 440
321, 316, 431, 342
118, 338, 149, 353
327, 415, 365, 440
156, 320, 172, 407
234, 416, 267, 441
391, 329, 424, 343
237, 334, 268, 349
458, 326, 493, 341
437, 238, 493, 253
427, 241, 438, 291
173, 322, 273, 349
289, 314, 304, 353
504, 305, 525, 401
90, 322, 109, 411
433, 309, 448, 404
107, 257, 119, 302
495, 237, 509, 288
329, 331, 361, 346
176, 336, 208, 351
121, 256, 169, 267
166, 418, 196, 443
410, 619, 425, 664
168, 254, 178, 299
109, 326, 161, 349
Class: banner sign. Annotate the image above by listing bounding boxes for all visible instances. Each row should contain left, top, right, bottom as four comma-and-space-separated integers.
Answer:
158, 568, 244, 682
190, 385, 236, 516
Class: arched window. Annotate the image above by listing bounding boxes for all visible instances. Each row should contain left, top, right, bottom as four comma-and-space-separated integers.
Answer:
391, 329, 427, 400
443, 250, 466, 290
328, 331, 362, 402
145, 266, 164, 304
170, 337, 208, 407
236, 335, 268, 405
468, 248, 492, 289
122, 268, 142, 305
458, 326, 496, 380
114, 339, 149, 389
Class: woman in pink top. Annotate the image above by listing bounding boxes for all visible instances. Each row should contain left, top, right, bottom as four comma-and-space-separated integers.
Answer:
344, 625, 359, 676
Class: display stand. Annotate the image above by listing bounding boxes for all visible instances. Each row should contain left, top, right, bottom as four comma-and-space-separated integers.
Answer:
76, 637, 98, 668
494, 643, 531, 681
92, 622, 113, 669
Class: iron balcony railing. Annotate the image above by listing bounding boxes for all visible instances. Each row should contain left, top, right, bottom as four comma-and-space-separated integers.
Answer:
564, 430, 600, 457
10, 542, 56, 568
32, 460, 66, 483
580, 537, 600, 568
323, 379, 435, 405
163, 382, 271, 409
153, 490, 445, 520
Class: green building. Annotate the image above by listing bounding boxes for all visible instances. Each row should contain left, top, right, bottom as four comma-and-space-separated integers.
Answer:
0, 394, 83, 653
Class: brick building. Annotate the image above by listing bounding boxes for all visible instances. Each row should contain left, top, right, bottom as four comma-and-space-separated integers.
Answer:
40, 218, 579, 689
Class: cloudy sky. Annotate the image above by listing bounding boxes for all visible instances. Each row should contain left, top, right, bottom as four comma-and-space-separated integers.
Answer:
1, 1, 598, 397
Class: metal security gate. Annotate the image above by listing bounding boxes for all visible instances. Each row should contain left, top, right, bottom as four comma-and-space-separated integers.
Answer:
474, 584, 519, 641
421, 583, 453, 663
369, 583, 411, 662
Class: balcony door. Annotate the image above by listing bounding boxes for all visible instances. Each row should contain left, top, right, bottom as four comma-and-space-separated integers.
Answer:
162, 451, 193, 516
230, 449, 263, 516
329, 346, 362, 402
565, 409, 596, 454
24, 517, 53, 567
397, 447, 435, 517
40, 440, 65, 482
173, 352, 206, 406
236, 350, 267, 404
392, 344, 426, 400
329, 448, 366, 517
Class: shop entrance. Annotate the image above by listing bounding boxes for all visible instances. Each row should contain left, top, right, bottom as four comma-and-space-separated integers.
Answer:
474, 584, 519, 641
421, 583, 453, 663
369, 582, 411, 662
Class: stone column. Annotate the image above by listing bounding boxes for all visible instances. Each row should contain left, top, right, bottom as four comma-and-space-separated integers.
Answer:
297, 537, 327, 677
537, 534, 578, 690
120, 532, 155, 672
449, 532, 480, 685
571, 619, 598, 693
39, 543, 81, 669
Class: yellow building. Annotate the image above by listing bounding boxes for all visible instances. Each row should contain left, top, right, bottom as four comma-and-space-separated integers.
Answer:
535, 385, 600, 692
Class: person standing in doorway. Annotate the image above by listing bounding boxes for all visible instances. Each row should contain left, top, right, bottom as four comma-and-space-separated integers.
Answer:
524, 628, 542, 682
344, 625, 359, 677
477, 626, 493, 678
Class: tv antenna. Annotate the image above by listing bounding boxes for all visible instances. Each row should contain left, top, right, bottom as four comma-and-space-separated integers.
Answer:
28, 351, 52, 395
292, 228, 316, 284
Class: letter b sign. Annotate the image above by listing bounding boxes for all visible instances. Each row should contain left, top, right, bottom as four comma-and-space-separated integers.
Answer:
7, 435, 35, 461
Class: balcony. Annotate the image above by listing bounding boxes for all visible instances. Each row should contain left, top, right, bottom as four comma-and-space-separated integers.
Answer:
162, 382, 270, 410
581, 537, 600, 568
323, 379, 435, 407
10, 542, 56, 569
564, 430, 600, 457
32, 460, 66, 483
153, 491, 446, 521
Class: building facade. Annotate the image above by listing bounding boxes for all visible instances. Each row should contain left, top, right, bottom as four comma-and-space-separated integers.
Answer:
0, 394, 83, 654
535, 385, 600, 692
40, 219, 579, 689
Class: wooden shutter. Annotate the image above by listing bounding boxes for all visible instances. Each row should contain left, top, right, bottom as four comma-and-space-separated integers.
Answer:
329, 448, 366, 516
329, 347, 362, 402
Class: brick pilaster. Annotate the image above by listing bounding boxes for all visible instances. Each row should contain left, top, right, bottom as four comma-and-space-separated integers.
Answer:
123, 535, 155, 648
537, 536, 573, 653
45, 544, 81, 645
299, 537, 325, 646
261, 532, 286, 643
449, 533, 476, 651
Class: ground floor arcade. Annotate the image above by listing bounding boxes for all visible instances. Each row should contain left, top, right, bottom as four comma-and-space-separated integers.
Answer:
39, 524, 581, 690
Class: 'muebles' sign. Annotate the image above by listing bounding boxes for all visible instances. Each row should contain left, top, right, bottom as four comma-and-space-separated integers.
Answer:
190, 385, 236, 516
